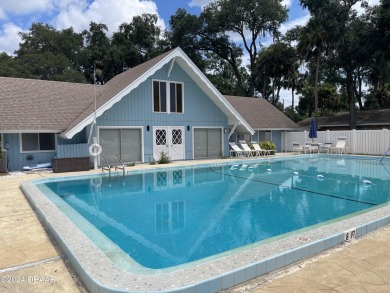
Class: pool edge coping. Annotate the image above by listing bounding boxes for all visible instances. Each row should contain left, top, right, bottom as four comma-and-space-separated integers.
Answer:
20, 155, 390, 293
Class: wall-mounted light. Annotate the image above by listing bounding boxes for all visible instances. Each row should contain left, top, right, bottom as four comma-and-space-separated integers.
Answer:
147, 125, 150, 131
187, 126, 190, 131
223, 128, 228, 133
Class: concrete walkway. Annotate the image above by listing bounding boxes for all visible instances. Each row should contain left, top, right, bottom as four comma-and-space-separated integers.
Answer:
1, 157, 389, 293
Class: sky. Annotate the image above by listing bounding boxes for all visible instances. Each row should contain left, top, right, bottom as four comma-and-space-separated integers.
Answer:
0, 0, 379, 107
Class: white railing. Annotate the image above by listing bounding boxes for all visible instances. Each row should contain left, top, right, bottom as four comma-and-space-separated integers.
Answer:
283, 129, 390, 156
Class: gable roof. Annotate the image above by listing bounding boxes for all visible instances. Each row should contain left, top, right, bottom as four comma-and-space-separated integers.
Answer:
0, 77, 101, 132
224, 96, 300, 130
298, 109, 390, 129
0, 48, 254, 137
63, 47, 254, 138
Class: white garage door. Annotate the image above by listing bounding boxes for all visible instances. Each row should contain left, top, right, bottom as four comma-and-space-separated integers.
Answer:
100, 128, 142, 164
194, 128, 222, 159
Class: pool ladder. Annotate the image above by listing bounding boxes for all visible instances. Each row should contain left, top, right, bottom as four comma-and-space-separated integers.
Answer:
101, 156, 111, 176
114, 155, 125, 176
101, 155, 125, 176
380, 146, 390, 163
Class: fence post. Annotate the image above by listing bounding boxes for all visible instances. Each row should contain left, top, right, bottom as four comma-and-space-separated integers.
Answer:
382, 129, 389, 154
303, 130, 307, 144
326, 130, 330, 142
351, 129, 357, 154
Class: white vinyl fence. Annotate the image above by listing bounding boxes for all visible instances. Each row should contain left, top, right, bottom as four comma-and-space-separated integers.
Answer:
283, 129, 390, 156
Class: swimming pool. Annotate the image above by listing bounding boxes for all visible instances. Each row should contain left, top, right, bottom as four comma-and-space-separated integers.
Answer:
21, 155, 390, 293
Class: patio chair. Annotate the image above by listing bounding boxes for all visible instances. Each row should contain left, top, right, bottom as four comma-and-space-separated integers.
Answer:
320, 142, 333, 153
229, 142, 246, 157
238, 140, 254, 157
305, 141, 319, 153
329, 137, 348, 154
251, 142, 269, 156
293, 142, 304, 154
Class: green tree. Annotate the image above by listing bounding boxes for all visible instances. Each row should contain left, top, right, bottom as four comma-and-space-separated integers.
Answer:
201, 0, 288, 96
167, 8, 206, 71
256, 42, 298, 105
81, 22, 111, 83
168, 0, 288, 96
15, 23, 85, 82
297, 0, 359, 128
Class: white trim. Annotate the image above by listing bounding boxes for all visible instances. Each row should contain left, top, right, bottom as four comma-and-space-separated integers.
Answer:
63, 48, 253, 139
97, 126, 144, 163
228, 124, 239, 139
192, 126, 224, 159
167, 57, 176, 77
19, 133, 57, 153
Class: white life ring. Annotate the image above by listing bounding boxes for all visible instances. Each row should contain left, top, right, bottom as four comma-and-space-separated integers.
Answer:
89, 143, 102, 157
90, 177, 102, 189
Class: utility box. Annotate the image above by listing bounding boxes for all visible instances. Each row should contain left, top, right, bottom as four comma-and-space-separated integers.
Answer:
52, 157, 90, 173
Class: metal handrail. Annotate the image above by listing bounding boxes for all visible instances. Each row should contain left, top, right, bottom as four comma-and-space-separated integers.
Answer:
101, 155, 111, 176
380, 146, 390, 163
114, 155, 125, 176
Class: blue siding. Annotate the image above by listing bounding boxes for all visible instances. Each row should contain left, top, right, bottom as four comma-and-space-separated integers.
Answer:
4, 133, 56, 171
5, 62, 232, 169
272, 131, 282, 152
58, 128, 87, 145
96, 62, 229, 161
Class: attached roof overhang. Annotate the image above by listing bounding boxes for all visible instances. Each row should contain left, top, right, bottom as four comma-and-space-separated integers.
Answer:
62, 47, 253, 139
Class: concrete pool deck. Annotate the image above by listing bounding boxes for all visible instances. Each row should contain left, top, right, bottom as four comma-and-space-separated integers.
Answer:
1, 155, 389, 292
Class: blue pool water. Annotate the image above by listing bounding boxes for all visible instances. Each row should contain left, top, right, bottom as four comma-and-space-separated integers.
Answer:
39, 156, 390, 270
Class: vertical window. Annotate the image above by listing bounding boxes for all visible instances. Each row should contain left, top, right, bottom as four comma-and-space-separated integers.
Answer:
176, 83, 183, 113
160, 82, 167, 112
170, 83, 176, 112
153, 81, 183, 113
21, 133, 55, 152
153, 81, 160, 112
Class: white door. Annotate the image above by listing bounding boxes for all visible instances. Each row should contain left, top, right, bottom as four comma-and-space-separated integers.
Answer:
153, 127, 184, 161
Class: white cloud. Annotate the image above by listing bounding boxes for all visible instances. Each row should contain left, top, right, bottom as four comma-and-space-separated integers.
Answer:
279, 13, 310, 35
189, 0, 294, 9
53, 0, 163, 34
282, 0, 293, 9
188, 0, 213, 8
0, 0, 165, 54
0, 23, 23, 55
353, 0, 380, 15
0, 0, 54, 17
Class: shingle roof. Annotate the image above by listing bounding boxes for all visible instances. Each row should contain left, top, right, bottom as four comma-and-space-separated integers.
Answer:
298, 109, 390, 129
0, 77, 101, 132
0, 48, 254, 137
64, 49, 174, 137
224, 96, 299, 130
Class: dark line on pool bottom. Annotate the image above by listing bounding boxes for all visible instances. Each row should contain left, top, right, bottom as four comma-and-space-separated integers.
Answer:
209, 167, 377, 207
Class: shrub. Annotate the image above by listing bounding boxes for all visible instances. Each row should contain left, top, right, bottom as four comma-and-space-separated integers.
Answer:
157, 151, 171, 164
149, 156, 156, 165
127, 162, 135, 167
259, 141, 276, 154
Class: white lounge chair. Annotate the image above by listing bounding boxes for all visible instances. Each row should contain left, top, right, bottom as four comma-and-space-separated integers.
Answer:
330, 137, 348, 154
293, 142, 304, 153
229, 142, 246, 157
305, 141, 319, 153
238, 140, 254, 157
251, 142, 269, 156
320, 142, 333, 153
